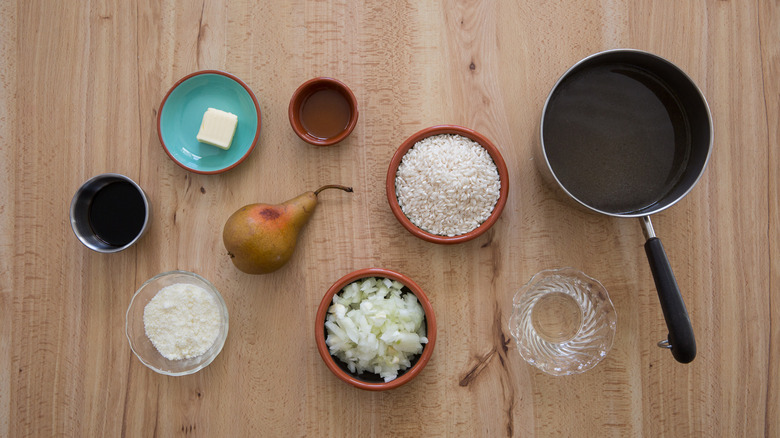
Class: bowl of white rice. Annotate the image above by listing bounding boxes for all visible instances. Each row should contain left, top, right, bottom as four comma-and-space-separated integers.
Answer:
386, 125, 509, 244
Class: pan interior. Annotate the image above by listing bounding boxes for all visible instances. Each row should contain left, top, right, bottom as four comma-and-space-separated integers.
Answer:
542, 62, 691, 215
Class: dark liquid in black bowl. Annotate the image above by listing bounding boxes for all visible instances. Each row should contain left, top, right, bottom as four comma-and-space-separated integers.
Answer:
543, 63, 691, 214
88, 181, 146, 247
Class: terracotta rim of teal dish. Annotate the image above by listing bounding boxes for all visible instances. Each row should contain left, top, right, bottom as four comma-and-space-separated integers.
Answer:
156, 70, 262, 175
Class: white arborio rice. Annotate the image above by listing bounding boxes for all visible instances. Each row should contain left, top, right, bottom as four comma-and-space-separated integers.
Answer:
395, 134, 501, 236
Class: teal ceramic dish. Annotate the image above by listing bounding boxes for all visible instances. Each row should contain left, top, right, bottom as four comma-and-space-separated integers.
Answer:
157, 70, 261, 174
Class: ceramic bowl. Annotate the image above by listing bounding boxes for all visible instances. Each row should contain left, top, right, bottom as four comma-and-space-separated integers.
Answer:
315, 268, 436, 391
157, 70, 261, 174
288, 77, 358, 146
126, 270, 229, 376
386, 125, 509, 244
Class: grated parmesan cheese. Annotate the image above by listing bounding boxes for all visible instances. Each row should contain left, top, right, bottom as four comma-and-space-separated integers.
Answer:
395, 133, 501, 236
143, 283, 222, 360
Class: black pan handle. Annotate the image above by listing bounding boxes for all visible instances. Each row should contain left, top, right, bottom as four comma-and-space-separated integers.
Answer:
641, 217, 696, 363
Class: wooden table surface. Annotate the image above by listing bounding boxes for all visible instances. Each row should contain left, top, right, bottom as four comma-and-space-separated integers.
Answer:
2, 1, 778, 436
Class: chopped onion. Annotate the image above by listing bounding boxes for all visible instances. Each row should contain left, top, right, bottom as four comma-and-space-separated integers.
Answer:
325, 277, 428, 382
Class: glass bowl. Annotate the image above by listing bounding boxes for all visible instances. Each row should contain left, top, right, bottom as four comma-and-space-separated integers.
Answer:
508, 268, 616, 376
126, 270, 229, 376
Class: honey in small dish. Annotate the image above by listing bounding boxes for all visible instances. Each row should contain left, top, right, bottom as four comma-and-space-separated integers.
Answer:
299, 88, 351, 140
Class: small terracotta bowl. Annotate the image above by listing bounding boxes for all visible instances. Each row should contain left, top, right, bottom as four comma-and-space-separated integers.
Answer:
386, 125, 510, 244
315, 268, 437, 391
288, 77, 358, 146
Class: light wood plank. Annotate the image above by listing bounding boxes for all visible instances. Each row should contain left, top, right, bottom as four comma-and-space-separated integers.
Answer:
1, 0, 776, 436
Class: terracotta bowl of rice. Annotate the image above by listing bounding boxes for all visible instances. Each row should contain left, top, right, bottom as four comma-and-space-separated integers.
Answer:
386, 125, 509, 244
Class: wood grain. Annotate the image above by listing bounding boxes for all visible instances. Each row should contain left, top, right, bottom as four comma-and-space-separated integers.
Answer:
1, 0, 777, 436
761, 0, 780, 437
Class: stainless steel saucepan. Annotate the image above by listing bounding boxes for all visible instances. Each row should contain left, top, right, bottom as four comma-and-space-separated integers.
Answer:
539, 49, 713, 363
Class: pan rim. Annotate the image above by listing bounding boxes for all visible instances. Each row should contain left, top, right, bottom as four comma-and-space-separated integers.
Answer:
539, 48, 714, 218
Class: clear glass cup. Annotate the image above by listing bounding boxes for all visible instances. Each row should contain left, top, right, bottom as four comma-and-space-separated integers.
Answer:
126, 271, 229, 376
508, 268, 617, 376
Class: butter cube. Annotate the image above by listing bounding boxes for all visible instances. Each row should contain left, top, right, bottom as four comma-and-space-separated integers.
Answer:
196, 108, 238, 150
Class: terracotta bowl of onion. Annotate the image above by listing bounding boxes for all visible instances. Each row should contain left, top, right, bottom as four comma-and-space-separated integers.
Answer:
315, 268, 437, 391
386, 125, 509, 244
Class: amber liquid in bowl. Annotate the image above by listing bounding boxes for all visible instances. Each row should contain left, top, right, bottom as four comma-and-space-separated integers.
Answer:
300, 88, 351, 140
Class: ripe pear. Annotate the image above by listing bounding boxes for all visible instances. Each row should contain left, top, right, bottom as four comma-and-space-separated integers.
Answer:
223, 185, 353, 275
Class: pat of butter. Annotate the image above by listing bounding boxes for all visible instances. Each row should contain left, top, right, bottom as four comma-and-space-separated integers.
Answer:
196, 108, 238, 150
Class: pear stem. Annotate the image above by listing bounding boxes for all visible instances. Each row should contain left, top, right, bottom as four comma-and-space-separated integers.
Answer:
314, 185, 353, 196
